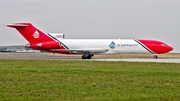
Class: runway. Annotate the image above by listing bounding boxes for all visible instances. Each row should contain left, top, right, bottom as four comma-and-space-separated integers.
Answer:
0, 53, 180, 63
92, 58, 180, 63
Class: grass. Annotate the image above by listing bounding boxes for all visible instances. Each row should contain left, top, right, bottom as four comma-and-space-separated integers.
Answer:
0, 60, 180, 101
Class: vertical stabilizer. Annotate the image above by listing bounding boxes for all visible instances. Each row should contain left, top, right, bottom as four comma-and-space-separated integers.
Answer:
7, 23, 56, 44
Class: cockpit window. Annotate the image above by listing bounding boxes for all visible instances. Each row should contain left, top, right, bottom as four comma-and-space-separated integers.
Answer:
161, 43, 167, 46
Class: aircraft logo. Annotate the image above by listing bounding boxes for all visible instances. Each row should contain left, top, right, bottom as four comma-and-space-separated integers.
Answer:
33, 30, 39, 39
109, 41, 115, 49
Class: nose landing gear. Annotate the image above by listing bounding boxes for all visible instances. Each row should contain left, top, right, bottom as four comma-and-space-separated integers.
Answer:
153, 54, 158, 59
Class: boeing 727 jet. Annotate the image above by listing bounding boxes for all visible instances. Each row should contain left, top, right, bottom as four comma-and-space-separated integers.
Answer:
7, 22, 173, 59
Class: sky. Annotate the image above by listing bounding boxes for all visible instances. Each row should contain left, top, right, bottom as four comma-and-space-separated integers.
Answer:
0, 0, 180, 52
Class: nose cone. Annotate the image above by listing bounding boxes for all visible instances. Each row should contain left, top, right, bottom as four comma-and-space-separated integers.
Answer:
136, 39, 173, 54
167, 45, 173, 52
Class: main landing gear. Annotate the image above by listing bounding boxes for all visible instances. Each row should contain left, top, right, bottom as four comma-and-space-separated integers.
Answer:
153, 54, 158, 59
82, 53, 94, 59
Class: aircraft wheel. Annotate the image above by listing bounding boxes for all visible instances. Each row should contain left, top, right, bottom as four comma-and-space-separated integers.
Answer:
87, 55, 92, 59
82, 54, 94, 59
153, 55, 158, 59
82, 54, 89, 59
87, 54, 94, 59
82, 56, 87, 59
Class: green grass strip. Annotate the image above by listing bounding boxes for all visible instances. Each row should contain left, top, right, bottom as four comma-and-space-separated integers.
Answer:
0, 59, 180, 101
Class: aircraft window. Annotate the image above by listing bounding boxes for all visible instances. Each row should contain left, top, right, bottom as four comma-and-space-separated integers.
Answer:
161, 43, 167, 46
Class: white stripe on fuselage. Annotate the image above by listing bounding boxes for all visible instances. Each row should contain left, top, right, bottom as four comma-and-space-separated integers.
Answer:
58, 39, 152, 54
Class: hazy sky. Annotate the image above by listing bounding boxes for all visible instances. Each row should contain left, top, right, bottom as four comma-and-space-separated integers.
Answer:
0, 0, 180, 52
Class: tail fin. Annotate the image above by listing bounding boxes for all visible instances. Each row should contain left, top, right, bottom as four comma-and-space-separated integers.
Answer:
7, 22, 56, 44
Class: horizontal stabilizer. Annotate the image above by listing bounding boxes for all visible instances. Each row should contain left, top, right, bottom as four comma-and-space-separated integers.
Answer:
7, 23, 29, 28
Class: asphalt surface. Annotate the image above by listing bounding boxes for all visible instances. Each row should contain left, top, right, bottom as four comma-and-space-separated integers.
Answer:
92, 58, 180, 63
0, 53, 180, 63
0, 53, 80, 60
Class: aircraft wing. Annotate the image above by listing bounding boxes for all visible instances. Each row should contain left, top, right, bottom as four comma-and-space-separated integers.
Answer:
69, 48, 109, 54
50, 48, 108, 54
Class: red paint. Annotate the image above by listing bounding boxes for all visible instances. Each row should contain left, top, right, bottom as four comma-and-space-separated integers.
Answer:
7, 23, 55, 44
138, 39, 173, 54
29, 41, 61, 49
7, 23, 71, 54
54, 45, 72, 54
48, 49, 72, 54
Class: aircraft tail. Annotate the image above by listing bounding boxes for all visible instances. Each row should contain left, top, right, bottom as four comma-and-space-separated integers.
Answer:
7, 22, 56, 44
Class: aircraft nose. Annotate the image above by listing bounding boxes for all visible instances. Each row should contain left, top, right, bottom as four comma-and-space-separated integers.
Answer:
167, 46, 173, 52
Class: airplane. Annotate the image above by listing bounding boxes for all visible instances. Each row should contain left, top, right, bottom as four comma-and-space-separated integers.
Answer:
7, 22, 173, 59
